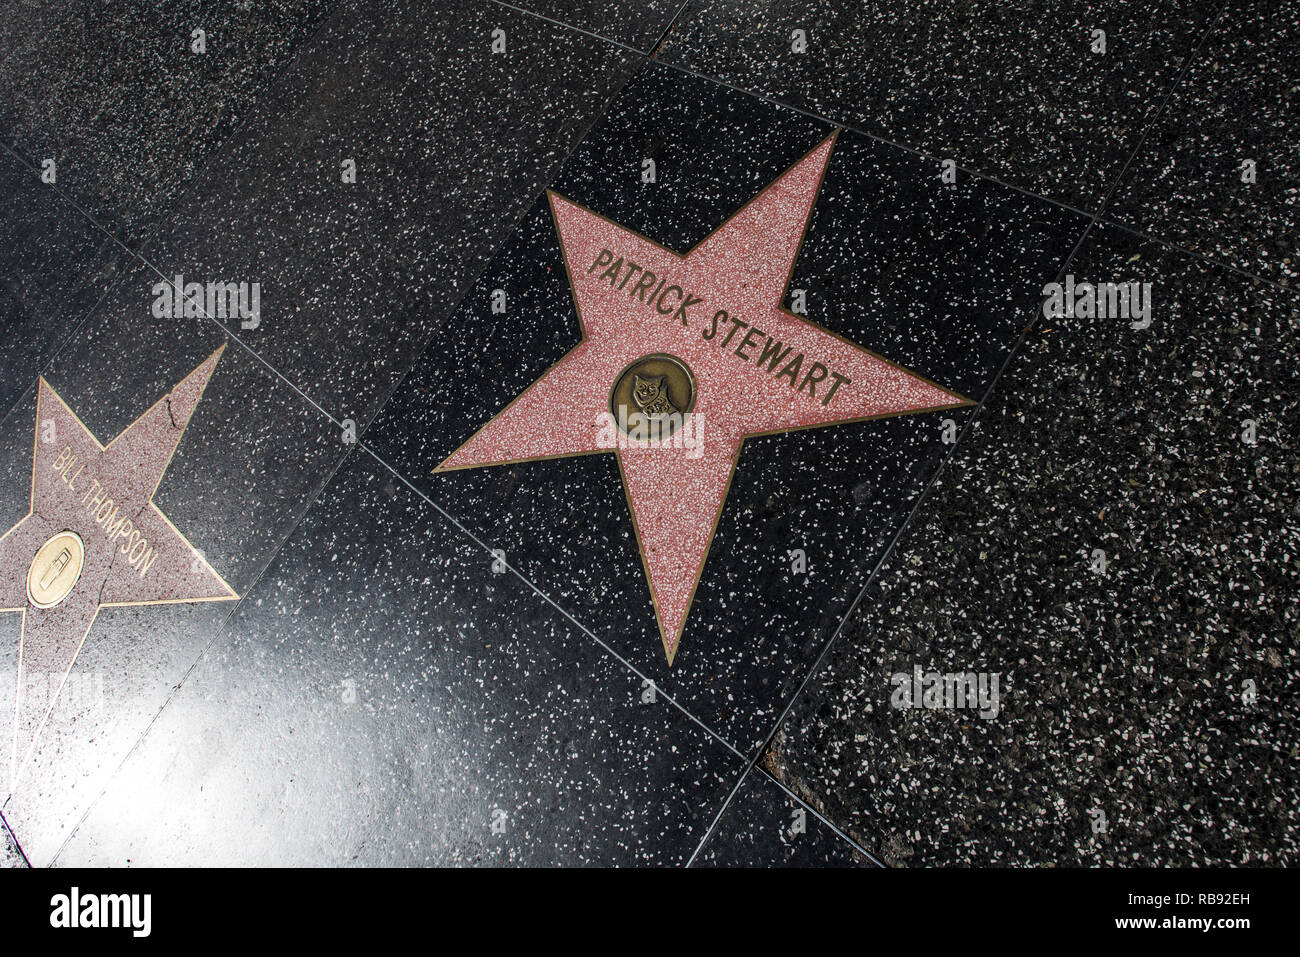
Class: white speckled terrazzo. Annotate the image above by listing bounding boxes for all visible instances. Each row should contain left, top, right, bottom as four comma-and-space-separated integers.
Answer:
0, 0, 1293, 869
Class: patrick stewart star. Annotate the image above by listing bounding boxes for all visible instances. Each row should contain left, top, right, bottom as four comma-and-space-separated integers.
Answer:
0, 348, 237, 793
437, 134, 972, 664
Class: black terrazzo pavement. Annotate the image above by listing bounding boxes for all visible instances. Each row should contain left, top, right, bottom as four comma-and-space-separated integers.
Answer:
0, 0, 1295, 868
656, 0, 1223, 212
1107, 0, 1300, 287
0, 0, 337, 245
502, 0, 684, 51
693, 766, 872, 866
767, 224, 1300, 866
138, 0, 638, 430
61, 450, 741, 867
0, 264, 343, 866
0, 147, 124, 415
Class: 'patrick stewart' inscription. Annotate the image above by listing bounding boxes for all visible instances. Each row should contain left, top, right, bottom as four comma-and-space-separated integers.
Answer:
587, 247, 852, 407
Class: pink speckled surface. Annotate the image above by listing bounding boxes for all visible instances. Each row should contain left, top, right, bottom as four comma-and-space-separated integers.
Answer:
0, 349, 237, 793
440, 137, 968, 661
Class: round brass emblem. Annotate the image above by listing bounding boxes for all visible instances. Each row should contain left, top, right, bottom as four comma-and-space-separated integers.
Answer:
27, 531, 85, 609
610, 354, 697, 439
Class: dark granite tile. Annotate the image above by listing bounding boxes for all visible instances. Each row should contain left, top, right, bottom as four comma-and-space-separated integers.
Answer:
767, 225, 1300, 866
141, 0, 637, 429
366, 65, 1085, 755
0, 147, 124, 416
0, 0, 337, 246
0, 0, 60, 69
656, 0, 1222, 212
1107, 0, 1299, 286
0, 259, 346, 866
502, 0, 683, 50
58, 450, 741, 866
693, 766, 870, 866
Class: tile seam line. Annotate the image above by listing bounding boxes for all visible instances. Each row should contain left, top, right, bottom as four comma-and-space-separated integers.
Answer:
0, 808, 31, 867
323, 43, 772, 862
1085, 0, 1235, 234
696, 0, 1237, 869
0, 204, 127, 409
16, 1, 373, 846
753, 763, 885, 866
1099, 216, 1300, 297
0, 142, 154, 430
649, 0, 696, 56
685, 761, 885, 868
1, 131, 1291, 461
486, 0, 645, 54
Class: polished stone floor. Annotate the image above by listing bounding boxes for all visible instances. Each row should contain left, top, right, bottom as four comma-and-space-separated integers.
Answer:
0, 0, 1294, 867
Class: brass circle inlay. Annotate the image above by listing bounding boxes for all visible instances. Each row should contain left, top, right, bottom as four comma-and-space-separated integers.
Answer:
27, 531, 85, 609
610, 354, 697, 439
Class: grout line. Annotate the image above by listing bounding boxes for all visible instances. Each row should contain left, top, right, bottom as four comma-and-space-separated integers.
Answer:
1083, 0, 1235, 240
1099, 216, 1299, 296
486, 0, 644, 55
686, 760, 758, 867
648, 0, 695, 57
685, 759, 884, 867
700, 0, 1239, 868
754, 763, 886, 866
0, 808, 31, 867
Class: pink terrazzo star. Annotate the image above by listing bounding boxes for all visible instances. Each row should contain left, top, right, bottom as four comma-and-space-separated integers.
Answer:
437, 134, 971, 664
0, 348, 237, 793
